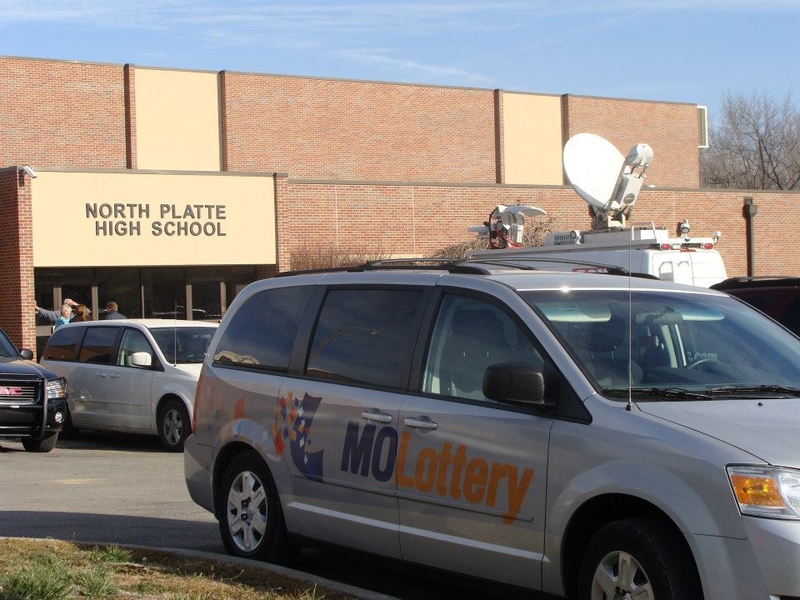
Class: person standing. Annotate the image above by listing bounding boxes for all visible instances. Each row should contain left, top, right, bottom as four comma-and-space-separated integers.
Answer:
36, 298, 78, 329
105, 301, 126, 320
71, 304, 91, 322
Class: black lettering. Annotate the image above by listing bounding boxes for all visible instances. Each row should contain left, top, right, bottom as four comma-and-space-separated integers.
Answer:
371, 427, 398, 482
341, 421, 376, 476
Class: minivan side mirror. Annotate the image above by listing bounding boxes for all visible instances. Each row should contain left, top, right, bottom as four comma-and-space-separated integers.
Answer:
483, 362, 551, 407
130, 351, 153, 368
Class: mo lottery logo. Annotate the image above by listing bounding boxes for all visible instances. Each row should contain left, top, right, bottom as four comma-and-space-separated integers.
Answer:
342, 420, 534, 524
274, 396, 533, 523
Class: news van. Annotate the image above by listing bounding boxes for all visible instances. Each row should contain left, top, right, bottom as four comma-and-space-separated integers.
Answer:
468, 133, 727, 287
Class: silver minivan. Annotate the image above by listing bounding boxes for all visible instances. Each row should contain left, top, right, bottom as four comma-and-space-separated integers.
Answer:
42, 319, 217, 451
185, 261, 800, 599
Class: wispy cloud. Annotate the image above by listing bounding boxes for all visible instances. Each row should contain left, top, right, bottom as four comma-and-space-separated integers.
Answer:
338, 48, 496, 85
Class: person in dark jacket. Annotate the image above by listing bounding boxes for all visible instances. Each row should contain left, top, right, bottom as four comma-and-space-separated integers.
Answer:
105, 301, 126, 320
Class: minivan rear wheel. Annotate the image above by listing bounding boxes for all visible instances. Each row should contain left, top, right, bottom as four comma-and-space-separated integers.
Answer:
158, 399, 189, 452
218, 451, 295, 564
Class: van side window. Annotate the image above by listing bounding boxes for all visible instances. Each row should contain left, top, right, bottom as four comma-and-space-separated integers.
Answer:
306, 288, 425, 389
41, 326, 84, 362
116, 329, 154, 368
213, 285, 313, 372
78, 327, 119, 365
422, 295, 544, 401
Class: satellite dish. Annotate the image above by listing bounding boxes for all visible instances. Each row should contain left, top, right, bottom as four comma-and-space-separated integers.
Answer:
563, 133, 624, 210
563, 133, 653, 229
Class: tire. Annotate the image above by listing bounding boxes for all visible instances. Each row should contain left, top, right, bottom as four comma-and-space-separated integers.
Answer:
59, 408, 79, 439
21, 432, 58, 453
218, 451, 295, 564
157, 399, 190, 452
577, 518, 702, 600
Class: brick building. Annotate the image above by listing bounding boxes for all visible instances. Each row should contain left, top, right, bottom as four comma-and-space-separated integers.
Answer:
0, 55, 797, 354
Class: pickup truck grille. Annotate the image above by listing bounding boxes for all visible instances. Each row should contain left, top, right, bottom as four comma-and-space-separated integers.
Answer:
0, 382, 39, 405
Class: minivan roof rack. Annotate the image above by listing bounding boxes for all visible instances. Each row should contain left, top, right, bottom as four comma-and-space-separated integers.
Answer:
276, 258, 493, 277
277, 256, 661, 280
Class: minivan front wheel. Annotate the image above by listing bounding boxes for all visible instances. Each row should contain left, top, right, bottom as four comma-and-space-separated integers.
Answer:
218, 452, 294, 564
577, 518, 701, 600
158, 399, 189, 452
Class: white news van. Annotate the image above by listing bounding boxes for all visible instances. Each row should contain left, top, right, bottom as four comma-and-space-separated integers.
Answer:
469, 221, 728, 288
468, 133, 728, 287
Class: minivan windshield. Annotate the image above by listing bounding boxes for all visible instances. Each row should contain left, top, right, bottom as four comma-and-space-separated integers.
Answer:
522, 289, 800, 398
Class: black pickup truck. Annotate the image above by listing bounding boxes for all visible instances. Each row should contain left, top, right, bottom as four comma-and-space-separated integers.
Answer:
0, 326, 68, 452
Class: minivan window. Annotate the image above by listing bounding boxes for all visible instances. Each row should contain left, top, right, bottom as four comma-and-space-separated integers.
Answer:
78, 327, 119, 365
306, 288, 425, 389
213, 285, 313, 371
116, 328, 154, 367
422, 294, 545, 401
41, 325, 84, 361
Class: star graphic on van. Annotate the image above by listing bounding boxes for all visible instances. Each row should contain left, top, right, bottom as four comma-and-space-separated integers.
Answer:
274, 391, 324, 481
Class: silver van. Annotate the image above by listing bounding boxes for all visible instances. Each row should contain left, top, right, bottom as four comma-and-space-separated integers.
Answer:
185, 261, 800, 599
41, 319, 217, 451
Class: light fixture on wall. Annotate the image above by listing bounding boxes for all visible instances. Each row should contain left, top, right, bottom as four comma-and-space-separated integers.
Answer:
20, 165, 38, 178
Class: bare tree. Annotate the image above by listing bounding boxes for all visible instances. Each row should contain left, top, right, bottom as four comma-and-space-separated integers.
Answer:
701, 90, 800, 190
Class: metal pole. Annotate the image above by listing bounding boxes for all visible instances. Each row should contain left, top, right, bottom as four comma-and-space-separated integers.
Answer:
743, 197, 758, 277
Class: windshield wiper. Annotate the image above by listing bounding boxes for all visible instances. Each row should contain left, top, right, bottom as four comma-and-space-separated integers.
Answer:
705, 384, 800, 397
604, 387, 714, 401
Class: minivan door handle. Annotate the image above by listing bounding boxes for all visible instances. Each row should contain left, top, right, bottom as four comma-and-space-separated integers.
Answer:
403, 416, 438, 430
361, 410, 393, 424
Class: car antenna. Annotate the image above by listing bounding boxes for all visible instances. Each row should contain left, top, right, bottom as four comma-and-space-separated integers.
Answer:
172, 301, 178, 366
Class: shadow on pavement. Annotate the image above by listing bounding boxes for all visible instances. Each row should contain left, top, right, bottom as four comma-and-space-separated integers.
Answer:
57, 431, 165, 452
0, 511, 223, 554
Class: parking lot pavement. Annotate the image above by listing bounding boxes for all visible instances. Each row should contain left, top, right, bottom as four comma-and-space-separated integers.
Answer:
0, 432, 538, 600
0, 432, 222, 553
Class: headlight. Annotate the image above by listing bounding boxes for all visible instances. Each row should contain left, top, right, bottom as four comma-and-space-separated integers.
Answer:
727, 465, 800, 520
46, 378, 68, 400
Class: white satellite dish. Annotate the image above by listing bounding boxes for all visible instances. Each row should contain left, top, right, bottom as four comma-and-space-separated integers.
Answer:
563, 133, 624, 210
563, 133, 653, 229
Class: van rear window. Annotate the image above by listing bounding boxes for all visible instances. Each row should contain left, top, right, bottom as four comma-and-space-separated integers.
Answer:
41, 325, 84, 361
213, 285, 313, 372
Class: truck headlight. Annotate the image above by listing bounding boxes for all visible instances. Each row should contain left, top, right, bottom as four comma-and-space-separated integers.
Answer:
727, 465, 800, 520
46, 378, 68, 401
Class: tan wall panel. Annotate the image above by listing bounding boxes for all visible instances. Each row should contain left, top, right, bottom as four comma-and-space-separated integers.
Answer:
135, 68, 221, 171
31, 172, 275, 267
503, 94, 563, 185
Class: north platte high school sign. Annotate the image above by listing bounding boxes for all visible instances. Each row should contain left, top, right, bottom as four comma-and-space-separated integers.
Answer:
86, 202, 228, 237
31, 170, 276, 268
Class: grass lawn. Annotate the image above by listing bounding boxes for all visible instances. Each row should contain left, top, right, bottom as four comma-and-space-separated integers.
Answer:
0, 538, 357, 600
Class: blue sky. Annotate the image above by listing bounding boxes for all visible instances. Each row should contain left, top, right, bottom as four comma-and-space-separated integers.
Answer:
1, 1, 797, 120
